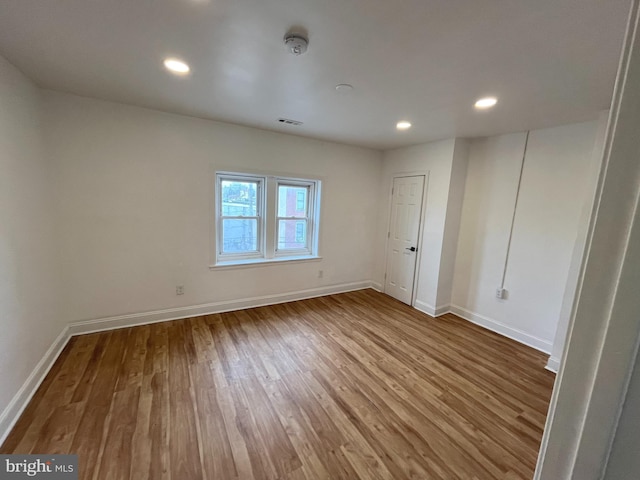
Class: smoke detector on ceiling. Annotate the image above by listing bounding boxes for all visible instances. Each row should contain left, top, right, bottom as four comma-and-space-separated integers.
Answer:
284, 33, 309, 56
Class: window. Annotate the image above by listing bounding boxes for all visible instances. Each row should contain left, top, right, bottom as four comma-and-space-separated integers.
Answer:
214, 172, 320, 266
218, 175, 263, 259
277, 182, 312, 253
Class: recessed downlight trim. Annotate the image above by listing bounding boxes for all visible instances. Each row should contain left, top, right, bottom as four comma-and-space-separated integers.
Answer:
163, 58, 190, 75
474, 97, 498, 109
335, 83, 354, 93
396, 121, 412, 130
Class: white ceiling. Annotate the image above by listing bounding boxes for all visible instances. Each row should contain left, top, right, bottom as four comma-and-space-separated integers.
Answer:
0, 0, 631, 150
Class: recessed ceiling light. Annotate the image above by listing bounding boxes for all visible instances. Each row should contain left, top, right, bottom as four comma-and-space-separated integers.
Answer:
335, 84, 354, 93
396, 121, 412, 130
163, 58, 190, 74
474, 97, 498, 109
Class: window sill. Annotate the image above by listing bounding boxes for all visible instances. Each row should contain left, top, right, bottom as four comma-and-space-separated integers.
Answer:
209, 255, 322, 271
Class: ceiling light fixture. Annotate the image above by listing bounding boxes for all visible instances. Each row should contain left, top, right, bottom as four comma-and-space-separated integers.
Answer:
474, 97, 498, 109
163, 58, 190, 74
335, 84, 354, 93
396, 121, 412, 130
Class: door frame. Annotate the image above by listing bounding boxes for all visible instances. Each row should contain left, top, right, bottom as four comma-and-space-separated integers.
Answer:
382, 171, 430, 306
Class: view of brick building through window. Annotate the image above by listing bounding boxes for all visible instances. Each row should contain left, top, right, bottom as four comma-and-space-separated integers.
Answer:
277, 185, 308, 250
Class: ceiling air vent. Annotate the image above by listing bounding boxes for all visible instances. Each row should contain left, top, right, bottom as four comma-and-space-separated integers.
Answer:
278, 118, 303, 126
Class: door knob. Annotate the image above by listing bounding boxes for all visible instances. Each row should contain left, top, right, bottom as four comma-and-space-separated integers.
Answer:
406, 246, 416, 252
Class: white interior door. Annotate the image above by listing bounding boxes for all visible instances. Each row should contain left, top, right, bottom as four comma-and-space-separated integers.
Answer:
384, 175, 425, 304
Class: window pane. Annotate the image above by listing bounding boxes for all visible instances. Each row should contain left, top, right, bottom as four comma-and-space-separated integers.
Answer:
278, 185, 308, 217
278, 219, 307, 250
295, 222, 305, 243
222, 219, 258, 253
221, 180, 258, 216
296, 191, 305, 211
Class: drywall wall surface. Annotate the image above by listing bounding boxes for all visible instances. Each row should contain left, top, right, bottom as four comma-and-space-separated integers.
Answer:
451, 131, 527, 327
0, 57, 60, 417
435, 138, 469, 310
43, 91, 383, 323
547, 110, 609, 370
451, 120, 599, 351
377, 138, 457, 312
505, 121, 599, 345
604, 345, 640, 479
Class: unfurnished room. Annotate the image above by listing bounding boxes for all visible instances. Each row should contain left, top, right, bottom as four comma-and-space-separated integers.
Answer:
2, 1, 640, 479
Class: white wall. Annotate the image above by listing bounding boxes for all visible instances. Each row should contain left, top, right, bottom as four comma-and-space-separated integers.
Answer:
376, 138, 466, 314
604, 347, 640, 479
451, 121, 603, 352
43, 91, 382, 324
435, 139, 469, 311
0, 58, 61, 426
547, 111, 608, 371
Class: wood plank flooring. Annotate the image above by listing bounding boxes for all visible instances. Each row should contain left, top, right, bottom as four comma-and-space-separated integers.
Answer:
1, 289, 555, 479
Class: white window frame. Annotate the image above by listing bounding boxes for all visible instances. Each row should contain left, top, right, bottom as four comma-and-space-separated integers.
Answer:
213, 171, 321, 267
216, 173, 265, 262
275, 179, 315, 257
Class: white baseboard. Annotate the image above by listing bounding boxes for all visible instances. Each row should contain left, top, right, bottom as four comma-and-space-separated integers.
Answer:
449, 304, 553, 354
0, 326, 71, 446
414, 300, 450, 317
434, 304, 451, 316
414, 300, 436, 316
68, 281, 375, 335
370, 281, 383, 292
546, 356, 560, 373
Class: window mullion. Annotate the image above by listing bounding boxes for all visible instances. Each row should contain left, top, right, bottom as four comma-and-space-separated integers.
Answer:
220, 215, 260, 220
264, 177, 277, 258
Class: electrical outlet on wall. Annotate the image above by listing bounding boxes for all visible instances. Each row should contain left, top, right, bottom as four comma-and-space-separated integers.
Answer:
176, 285, 184, 295
496, 288, 507, 300
318, 270, 323, 279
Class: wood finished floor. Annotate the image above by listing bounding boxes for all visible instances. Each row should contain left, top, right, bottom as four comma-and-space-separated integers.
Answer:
1, 289, 555, 480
